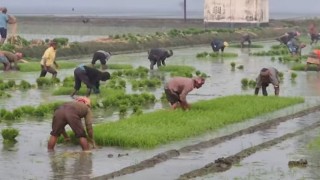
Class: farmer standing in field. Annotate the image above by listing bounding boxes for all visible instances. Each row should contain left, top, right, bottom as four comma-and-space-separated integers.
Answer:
91, 50, 111, 70
309, 23, 320, 45
71, 64, 111, 98
210, 39, 228, 53
147, 48, 173, 70
39, 41, 59, 78
0, 7, 16, 45
47, 96, 96, 151
0, 50, 23, 70
164, 76, 205, 110
254, 67, 280, 96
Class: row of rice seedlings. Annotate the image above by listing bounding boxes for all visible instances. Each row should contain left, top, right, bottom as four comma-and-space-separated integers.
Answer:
131, 78, 162, 90
196, 51, 238, 58
241, 78, 256, 88
291, 64, 318, 71
270, 44, 287, 50
91, 95, 304, 148
17, 61, 77, 72
1, 128, 19, 142
0, 101, 65, 120
0, 90, 11, 98
291, 72, 298, 80
159, 65, 196, 78
230, 62, 244, 70
91, 63, 133, 70
36, 77, 60, 87
0, 79, 33, 90
228, 44, 264, 48
106, 78, 126, 90
195, 70, 208, 78
251, 49, 289, 56
111, 66, 149, 79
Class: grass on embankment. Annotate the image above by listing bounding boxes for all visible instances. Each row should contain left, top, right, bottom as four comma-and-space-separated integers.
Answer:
93, 95, 304, 149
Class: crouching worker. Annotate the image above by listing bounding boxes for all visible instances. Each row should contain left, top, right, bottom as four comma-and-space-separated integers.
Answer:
211, 39, 228, 53
254, 67, 280, 96
286, 38, 306, 56
148, 48, 173, 70
47, 96, 96, 151
91, 50, 111, 70
71, 64, 111, 98
164, 77, 205, 110
0, 51, 23, 70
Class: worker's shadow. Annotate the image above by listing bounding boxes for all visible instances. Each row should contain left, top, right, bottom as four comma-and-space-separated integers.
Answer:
50, 151, 93, 179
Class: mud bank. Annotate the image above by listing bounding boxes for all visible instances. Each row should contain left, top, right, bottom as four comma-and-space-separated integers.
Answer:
92, 105, 320, 179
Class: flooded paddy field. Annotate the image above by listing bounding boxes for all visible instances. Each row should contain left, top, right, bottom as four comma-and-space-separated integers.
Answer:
1, 40, 320, 179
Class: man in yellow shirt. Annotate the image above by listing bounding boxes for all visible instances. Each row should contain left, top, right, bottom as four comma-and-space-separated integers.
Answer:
40, 41, 59, 78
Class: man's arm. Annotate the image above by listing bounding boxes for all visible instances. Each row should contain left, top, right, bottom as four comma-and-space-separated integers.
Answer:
84, 110, 96, 148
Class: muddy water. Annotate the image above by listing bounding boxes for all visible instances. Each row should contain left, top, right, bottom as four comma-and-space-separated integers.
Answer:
1, 42, 320, 179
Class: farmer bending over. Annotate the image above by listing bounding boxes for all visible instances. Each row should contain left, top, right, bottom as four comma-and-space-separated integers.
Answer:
71, 64, 110, 98
164, 76, 205, 110
241, 34, 251, 48
47, 96, 96, 151
0, 51, 22, 70
148, 48, 173, 70
91, 50, 111, 70
211, 39, 228, 53
254, 67, 280, 96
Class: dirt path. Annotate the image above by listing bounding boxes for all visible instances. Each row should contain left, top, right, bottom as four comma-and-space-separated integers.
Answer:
92, 105, 320, 180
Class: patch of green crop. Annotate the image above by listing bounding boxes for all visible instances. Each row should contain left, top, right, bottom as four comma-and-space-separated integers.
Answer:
93, 95, 304, 148
17, 61, 77, 72
1, 128, 19, 141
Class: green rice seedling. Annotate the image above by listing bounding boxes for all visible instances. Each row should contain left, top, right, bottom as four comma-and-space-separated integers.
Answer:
237, 65, 244, 70
19, 80, 32, 89
278, 72, 284, 80
6, 80, 16, 88
132, 105, 143, 115
16, 105, 35, 116
36, 77, 59, 87
241, 78, 249, 87
119, 105, 128, 115
1, 128, 19, 141
230, 62, 236, 68
291, 72, 298, 80
0, 109, 9, 118
12, 109, 23, 119
17, 61, 77, 72
196, 52, 209, 58
195, 70, 201, 76
249, 80, 257, 88
93, 95, 304, 148
3, 111, 16, 120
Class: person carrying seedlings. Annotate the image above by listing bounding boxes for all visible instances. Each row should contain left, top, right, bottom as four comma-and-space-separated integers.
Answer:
0, 51, 23, 70
147, 48, 173, 70
39, 40, 59, 78
254, 67, 280, 96
164, 76, 205, 110
211, 39, 228, 53
71, 64, 111, 98
91, 50, 111, 70
47, 96, 96, 151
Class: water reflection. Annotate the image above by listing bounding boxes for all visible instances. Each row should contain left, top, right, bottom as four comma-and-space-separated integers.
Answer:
50, 151, 93, 180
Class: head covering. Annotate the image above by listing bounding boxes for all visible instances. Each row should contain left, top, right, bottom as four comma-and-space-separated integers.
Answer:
193, 77, 205, 86
75, 96, 91, 107
15, 52, 23, 59
223, 41, 229, 47
260, 68, 270, 77
100, 71, 111, 81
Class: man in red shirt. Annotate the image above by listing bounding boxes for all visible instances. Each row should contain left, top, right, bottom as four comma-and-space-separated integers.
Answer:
164, 77, 205, 110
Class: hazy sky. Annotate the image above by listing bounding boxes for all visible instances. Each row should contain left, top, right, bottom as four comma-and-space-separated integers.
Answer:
1, 0, 320, 16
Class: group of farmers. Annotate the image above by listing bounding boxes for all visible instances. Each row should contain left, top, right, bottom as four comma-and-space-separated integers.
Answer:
3, 21, 320, 151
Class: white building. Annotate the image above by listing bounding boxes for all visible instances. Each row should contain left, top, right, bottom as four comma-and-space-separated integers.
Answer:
204, 0, 269, 24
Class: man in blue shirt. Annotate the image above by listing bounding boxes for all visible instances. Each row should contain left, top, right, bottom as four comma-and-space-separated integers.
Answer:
0, 8, 9, 45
